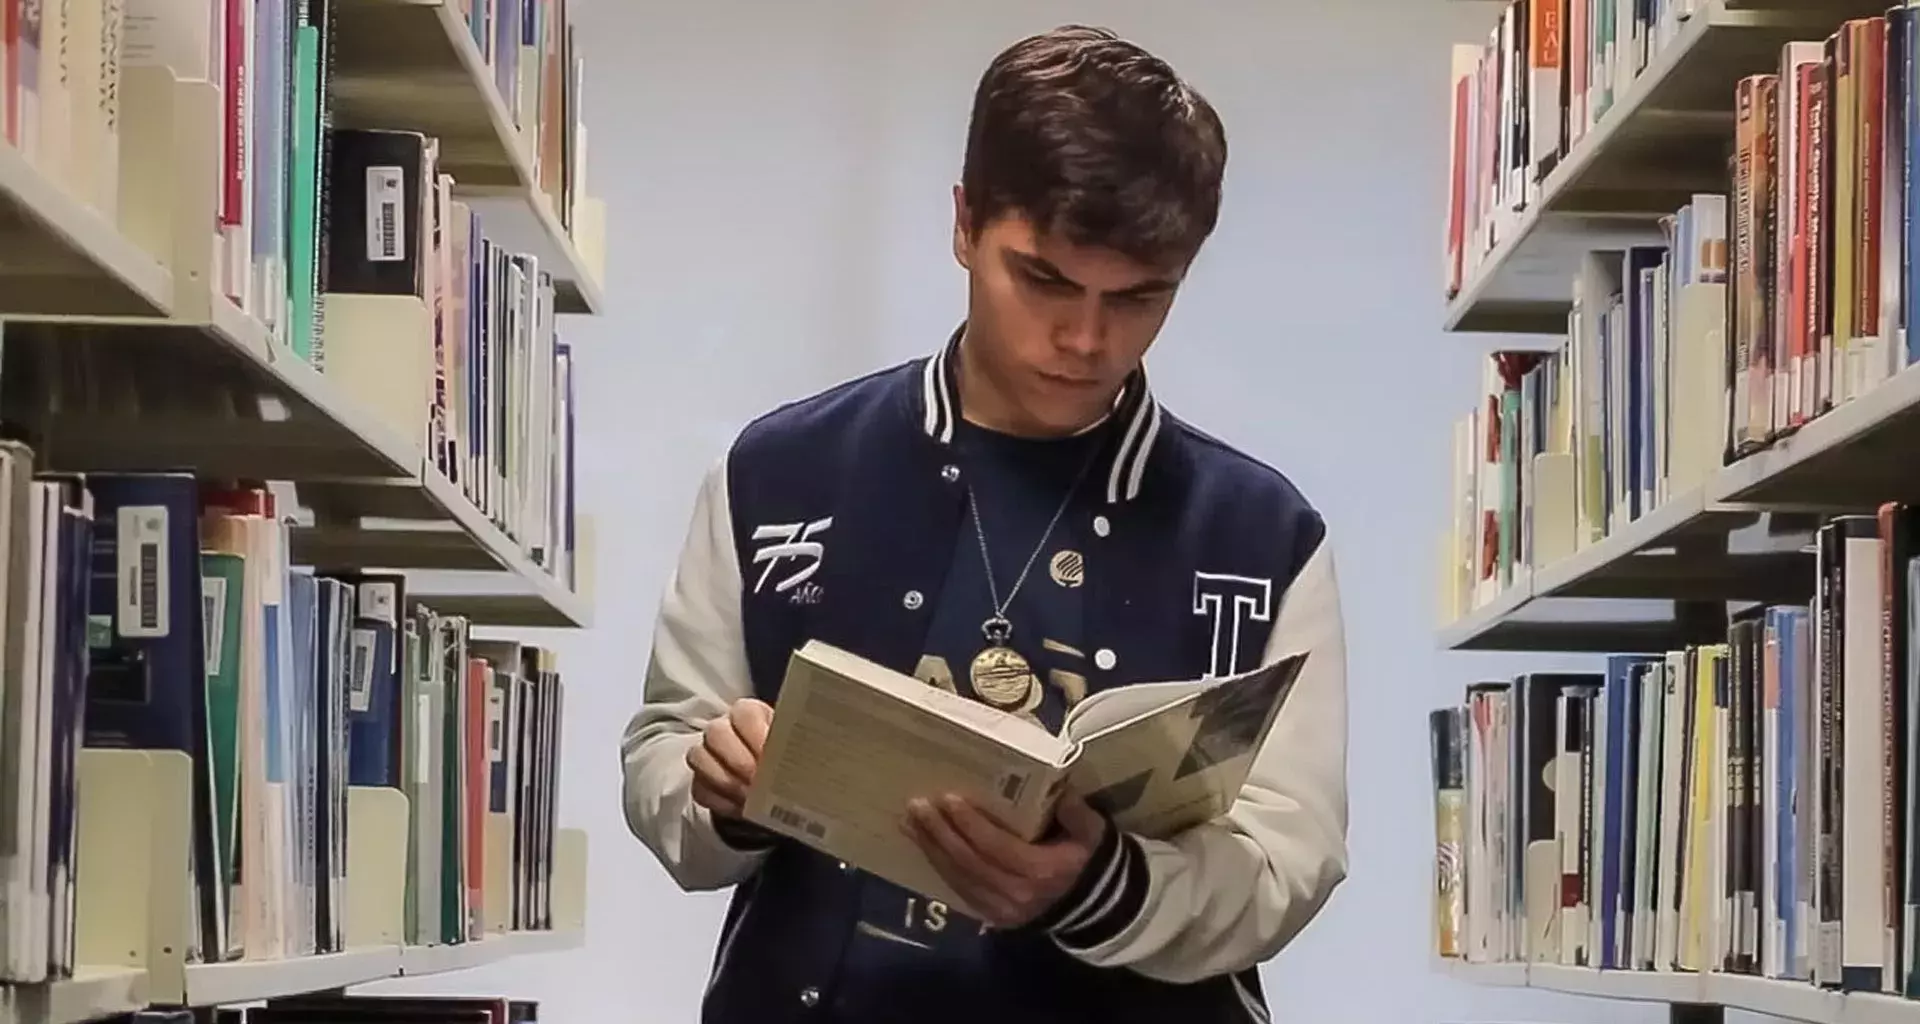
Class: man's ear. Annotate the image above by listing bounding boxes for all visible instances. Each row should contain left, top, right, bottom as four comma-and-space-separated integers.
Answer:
951, 184, 972, 270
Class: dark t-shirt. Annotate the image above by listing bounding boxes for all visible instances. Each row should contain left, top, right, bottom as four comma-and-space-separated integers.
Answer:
829, 413, 1111, 1015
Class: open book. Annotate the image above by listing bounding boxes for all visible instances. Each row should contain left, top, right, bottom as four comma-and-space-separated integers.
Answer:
740, 639, 1310, 914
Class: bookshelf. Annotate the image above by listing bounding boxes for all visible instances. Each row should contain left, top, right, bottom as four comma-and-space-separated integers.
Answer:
1444, 0, 1890, 333
328, 0, 607, 314
1436, 959, 1920, 1024
0, 0, 603, 1022
1431, 2, 1920, 1024
0, 928, 588, 1024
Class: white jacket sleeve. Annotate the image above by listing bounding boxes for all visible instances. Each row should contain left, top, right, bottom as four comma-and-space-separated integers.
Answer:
620, 455, 772, 891
1044, 533, 1350, 983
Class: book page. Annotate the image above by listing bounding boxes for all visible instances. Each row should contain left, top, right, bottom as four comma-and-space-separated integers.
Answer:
1063, 651, 1309, 839
1060, 677, 1206, 740
741, 642, 1069, 910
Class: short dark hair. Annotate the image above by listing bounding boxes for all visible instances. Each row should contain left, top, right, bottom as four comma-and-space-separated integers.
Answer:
960, 25, 1227, 267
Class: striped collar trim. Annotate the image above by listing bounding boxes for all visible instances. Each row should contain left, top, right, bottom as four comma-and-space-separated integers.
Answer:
919, 328, 1162, 504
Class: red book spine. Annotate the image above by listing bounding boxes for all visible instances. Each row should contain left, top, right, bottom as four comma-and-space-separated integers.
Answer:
3, 0, 16, 145
221, 0, 245, 230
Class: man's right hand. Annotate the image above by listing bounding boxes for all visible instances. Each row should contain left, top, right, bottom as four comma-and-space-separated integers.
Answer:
687, 698, 774, 820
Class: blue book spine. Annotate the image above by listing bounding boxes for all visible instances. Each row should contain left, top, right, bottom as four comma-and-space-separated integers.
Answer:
343, 579, 400, 788
78, 473, 222, 958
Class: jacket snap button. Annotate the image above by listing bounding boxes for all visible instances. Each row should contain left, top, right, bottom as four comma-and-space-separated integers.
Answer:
800, 986, 822, 1008
1093, 515, 1111, 537
903, 590, 924, 610
941, 465, 961, 483
1094, 648, 1117, 670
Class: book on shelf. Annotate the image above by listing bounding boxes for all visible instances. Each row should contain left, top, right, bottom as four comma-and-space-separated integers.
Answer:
0, 448, 573, 981
1439, 8, 1920, 626
1429, 504, 1920, 998
743, 639, 1310, 918
1432, 705, 1469, 960
1443, 0, 1706, 297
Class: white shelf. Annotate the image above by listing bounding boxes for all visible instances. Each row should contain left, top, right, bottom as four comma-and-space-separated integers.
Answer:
1444, 0, 1883, 334
0, 142, 174, 317
0, 967, 149, 1024
293, 470, 593, 629
0, 931, 585, 1024
183, 945, 407, 1008
1710, 358, 1920, 511
1439, 960, 1920, 1023
1433, 361, 1920, 650
9, 297, 419, 482
328, 0, 604, 314
3, 298, 592, 628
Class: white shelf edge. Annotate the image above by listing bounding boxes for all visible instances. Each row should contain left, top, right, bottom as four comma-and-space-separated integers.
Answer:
0, 142, 175, 316
183, 945, 406, 1009
9, 930, 588, 1021
1433, 960, 1920, 1023
1437, 570, 1535, 649
397, 929, 586, 978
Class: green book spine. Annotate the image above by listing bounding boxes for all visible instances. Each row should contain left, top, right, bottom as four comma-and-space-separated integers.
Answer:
201, 551, 247, 960
441, 638, 468, 943
288, 25, 322, 362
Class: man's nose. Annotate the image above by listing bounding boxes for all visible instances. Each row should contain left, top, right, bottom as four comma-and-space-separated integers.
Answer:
1055, 307, 1107, 358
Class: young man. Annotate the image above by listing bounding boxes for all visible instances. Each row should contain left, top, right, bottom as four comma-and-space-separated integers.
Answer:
621, 24, 1348, 1024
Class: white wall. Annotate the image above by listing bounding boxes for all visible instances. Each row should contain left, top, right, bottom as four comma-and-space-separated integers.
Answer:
388, 1, 1724, 1021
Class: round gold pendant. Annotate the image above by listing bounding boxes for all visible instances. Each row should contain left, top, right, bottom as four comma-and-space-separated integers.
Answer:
970, 645, 1037, 709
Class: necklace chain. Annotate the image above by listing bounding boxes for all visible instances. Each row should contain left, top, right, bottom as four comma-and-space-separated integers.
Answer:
965, 450, 1098, 645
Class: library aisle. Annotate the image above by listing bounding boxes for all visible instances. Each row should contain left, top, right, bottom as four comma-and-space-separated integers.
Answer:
1429, 2, 1920, 1023
0, 0, 604, 1022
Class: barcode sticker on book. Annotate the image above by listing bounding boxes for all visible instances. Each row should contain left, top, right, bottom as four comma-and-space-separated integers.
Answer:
416, 694, 434, 784
365, 166, 406, 263
488, 687, 506, 759
117, 505, 168, 638
349, 628, 377, 712
202, 576, 226, 675
357, 580, 398, 625
769, 803, 830, 842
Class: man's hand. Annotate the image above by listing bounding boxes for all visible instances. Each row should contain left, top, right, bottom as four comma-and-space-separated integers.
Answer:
686, 698, 773, 819
902, 791, 1111, 930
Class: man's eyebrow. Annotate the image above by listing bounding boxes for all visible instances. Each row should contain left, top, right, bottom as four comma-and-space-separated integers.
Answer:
1007, 250, 1079, 285
1007, 250, 1179, 297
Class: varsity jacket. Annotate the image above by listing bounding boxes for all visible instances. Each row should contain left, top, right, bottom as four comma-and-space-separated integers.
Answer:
621, 336, 1349, 1024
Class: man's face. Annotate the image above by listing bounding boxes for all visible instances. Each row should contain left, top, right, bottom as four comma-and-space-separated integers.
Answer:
952, 187, 1184, 435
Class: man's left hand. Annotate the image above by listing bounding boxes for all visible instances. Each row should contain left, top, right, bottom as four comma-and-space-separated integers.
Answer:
902, 791, 1110, 929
